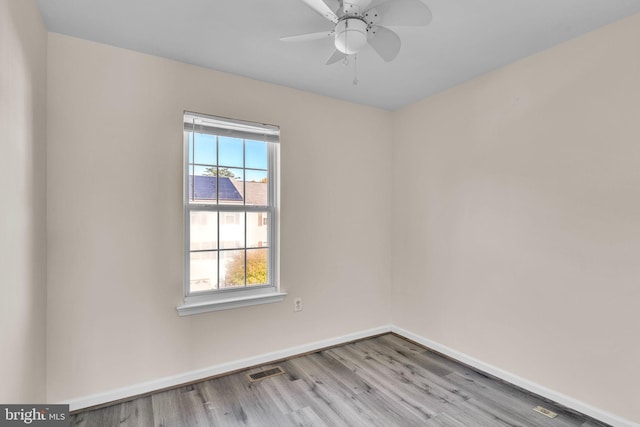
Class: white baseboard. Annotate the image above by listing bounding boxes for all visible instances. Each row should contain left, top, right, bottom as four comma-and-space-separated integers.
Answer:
62, 325, 391, 411
391, 325, 639, 427
62, 324, 638, 427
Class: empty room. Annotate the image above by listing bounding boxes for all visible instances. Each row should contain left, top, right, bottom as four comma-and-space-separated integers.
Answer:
1, 0, 639, 426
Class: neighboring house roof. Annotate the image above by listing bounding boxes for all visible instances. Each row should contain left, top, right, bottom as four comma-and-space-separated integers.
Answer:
232, 179, 268, 206
189, 175, 243, 201
188, 175, 267, 205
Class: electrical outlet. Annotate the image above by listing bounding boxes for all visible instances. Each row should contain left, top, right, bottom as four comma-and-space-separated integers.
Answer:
294, 297, 303, 312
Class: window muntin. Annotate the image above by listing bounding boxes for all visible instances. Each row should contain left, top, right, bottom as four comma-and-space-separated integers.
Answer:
184, 112, 278, 298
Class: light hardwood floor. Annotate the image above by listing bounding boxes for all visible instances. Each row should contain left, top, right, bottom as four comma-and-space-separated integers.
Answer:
70, 334, 611, 426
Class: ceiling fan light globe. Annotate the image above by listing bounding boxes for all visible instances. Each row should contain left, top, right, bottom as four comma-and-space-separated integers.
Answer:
334, 18, 367, 54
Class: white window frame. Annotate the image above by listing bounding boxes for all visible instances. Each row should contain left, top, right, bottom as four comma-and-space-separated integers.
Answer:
177, 112, 285, 316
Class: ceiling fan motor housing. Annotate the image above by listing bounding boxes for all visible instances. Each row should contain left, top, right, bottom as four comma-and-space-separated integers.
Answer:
334, 18, 368, 54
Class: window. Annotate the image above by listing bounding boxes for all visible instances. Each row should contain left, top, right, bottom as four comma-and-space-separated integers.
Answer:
177, 112, 285, 316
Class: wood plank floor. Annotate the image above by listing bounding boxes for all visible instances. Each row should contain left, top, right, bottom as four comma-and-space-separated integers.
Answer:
70, 334, 611, 426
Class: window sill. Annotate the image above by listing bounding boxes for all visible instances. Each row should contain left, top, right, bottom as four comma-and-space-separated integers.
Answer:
177, 291, 287, 316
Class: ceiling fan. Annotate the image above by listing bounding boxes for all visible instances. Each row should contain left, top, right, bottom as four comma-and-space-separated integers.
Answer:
281, 0, 432, 64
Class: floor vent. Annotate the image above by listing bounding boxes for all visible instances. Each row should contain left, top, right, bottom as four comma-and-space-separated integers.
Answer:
247, 366, 286, 383
533, 406, 558, 419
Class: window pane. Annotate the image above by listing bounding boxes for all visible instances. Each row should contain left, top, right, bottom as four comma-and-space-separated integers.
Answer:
219, 212, 244, 249
244, 171, 268, 206
246, 249, 268, 286
193, 165, 218, 177
218, 136, 243, 168
190, 211, 217, 250
221, 250, 245, 288
212, 167, 242, 179
245, 169, 267, 182
193, 133, 216, 165
247, 212, 268, 248
189, 173, 217, 204
218, 169, 244, 205
190, 251, 217, 292
246, 140, 268, 169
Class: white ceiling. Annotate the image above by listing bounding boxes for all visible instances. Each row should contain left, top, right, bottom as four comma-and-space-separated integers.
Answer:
35, 0, 640, 110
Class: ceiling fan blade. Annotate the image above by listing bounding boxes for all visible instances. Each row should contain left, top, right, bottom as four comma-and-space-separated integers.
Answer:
368, 26, 401, 62
300, 0, 339, 23
365, 0, 390, 7
323, 0, 341, 12
344, 0, 373, 10
325, 49, 346, 65
280, 30, 334, 42
375, 0, 432, 26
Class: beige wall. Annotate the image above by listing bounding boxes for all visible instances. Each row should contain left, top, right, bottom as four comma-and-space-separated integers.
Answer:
0, 0, 48, 403
46, 34, 393, 402
392, 13, 640, 423
24, 5, 640, 423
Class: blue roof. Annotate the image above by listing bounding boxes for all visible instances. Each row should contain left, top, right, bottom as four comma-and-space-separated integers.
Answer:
188, 175, 243, 201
